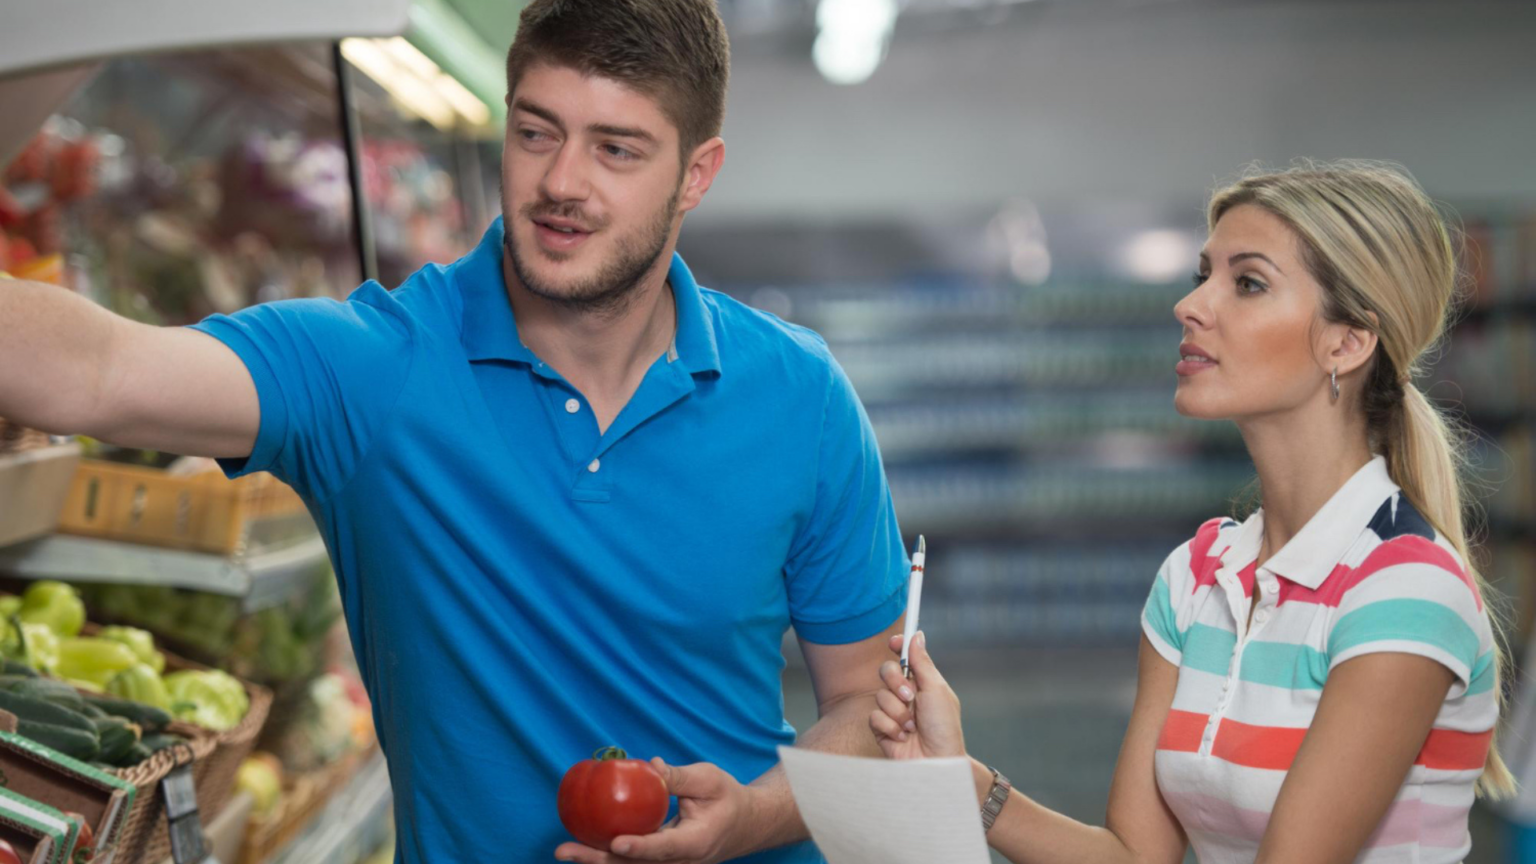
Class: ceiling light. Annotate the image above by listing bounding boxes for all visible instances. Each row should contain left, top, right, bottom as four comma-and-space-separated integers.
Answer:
813, 0, 899, 86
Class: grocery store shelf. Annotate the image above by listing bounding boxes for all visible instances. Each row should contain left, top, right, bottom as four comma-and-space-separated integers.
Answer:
269, 752, 392, 864
768, 283, 1191, 338
0, 533, 329, 611
870, 398, 1241, 459
1457, 295, 1536, 326
0, 0, 411, 79
0, 443, 81, 548
153, 791, 253, 864
1484, 518, 1536, 543
1465, 409, 1536, 432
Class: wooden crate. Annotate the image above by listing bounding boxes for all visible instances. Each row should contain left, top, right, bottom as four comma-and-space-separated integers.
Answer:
56, 461, 305, 555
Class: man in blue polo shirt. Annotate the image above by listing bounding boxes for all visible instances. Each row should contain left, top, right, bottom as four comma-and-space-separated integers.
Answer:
0, 1, 907, 862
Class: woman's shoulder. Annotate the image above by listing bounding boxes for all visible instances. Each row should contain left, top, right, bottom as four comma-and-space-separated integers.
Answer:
1157, 515, 1246, 592
1342, 494, 1482, 615
1171, 515, 1245, 567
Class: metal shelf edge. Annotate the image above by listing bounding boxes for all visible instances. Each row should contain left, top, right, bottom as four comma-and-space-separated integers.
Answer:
0, 533, 329, 603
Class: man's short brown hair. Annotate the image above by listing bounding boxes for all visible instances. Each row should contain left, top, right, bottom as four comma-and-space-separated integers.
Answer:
506, 0, 730, 156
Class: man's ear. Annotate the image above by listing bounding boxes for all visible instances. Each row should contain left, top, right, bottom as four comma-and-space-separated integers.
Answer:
677, 137, 726, 214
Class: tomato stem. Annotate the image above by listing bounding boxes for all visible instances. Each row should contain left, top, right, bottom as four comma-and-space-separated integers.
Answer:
594, 746, 628, 761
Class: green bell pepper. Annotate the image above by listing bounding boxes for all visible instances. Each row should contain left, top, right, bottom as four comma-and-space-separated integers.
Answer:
106, 663, 173, 711
165, 670, 249, 731
18, 581, 85, 638
54, 638, 139, 687
19, 622, 60, 674
97, 626, 165, 674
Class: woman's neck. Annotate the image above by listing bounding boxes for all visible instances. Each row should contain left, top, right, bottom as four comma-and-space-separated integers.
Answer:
1239, 404, 1376, 564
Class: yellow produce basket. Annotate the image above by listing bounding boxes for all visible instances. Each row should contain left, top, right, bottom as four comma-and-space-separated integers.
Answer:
56, 460, 305, 555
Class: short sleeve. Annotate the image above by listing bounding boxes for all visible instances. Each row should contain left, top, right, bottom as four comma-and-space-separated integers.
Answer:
784, 356, 907, 645
187, 281, 414, 503
1142, 536, 1198, 666
1326, 537, 1490, 698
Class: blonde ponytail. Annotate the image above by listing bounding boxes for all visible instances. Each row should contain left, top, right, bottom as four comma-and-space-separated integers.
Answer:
1392, 384, 1516, 798
1210, 160, 1516, 799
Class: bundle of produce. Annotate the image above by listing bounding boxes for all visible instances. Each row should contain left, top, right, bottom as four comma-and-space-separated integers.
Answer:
0, 418, 51, 456
0, 669, 191, 769
0, 585, 206, 769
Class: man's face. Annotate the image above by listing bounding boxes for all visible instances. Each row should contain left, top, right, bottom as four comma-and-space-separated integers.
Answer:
501, 63, 685, 313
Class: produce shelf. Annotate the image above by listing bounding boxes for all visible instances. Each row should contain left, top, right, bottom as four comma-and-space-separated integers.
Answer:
0, 532, 329, 611
267, 752, 391, 864
152, 791, 254, 864
0, 442, 81, 548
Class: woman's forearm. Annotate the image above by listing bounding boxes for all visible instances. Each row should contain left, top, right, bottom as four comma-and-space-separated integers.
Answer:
969, 758, 1143, 864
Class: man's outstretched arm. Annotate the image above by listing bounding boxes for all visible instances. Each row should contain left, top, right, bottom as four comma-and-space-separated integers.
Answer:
0, 278, 258, 458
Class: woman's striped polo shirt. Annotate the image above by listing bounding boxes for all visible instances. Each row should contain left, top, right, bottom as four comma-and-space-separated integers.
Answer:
1141, 456, 1496, 863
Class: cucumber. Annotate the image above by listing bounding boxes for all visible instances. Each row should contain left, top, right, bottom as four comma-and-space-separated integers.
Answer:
140, 733, 187, 753
0, 660, 38, 678
0, 654, 37, 676
8, 678, 88, 712
15, 720, 100, 762
0, 690, 97, 734
80, 694, 172, 733
78, 702, 107, 719
93, 717, 139, 765
118, 743, 152, 765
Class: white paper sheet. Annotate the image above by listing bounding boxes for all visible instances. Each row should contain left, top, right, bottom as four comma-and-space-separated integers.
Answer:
778, 746, 992, 864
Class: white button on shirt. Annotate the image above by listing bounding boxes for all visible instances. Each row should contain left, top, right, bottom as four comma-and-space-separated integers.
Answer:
565, 398, 580, 414
587, 459, 601, 473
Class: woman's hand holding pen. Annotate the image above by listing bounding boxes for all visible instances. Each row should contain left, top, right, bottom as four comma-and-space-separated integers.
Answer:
870, 631, 967, 761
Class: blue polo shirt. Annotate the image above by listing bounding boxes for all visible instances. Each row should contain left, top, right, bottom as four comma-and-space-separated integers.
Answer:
190, 218, 907, 864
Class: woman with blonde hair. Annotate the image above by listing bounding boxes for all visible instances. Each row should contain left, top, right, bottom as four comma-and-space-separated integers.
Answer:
872, 160, 1513, 863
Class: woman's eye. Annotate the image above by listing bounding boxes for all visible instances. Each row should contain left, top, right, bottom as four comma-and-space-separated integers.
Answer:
1237, 276, 1267, 295
1191, 271, 1209, 286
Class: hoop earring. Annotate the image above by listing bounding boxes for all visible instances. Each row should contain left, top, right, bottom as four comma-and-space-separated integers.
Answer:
1330, 367, 1340, 403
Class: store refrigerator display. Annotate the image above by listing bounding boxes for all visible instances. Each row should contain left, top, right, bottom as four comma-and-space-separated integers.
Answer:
0, 27, 494, 862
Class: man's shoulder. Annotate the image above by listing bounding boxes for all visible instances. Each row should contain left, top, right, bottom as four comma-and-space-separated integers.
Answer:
697, 286, 836, 374
377, 260, 465, 327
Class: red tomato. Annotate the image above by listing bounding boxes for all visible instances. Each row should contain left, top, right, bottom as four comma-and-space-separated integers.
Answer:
64, 810, 94, 860
557, 746, 670, 850
0, 838, 21, 864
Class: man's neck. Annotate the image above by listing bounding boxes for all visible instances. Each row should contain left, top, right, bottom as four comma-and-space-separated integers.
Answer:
502, 253, 678, 433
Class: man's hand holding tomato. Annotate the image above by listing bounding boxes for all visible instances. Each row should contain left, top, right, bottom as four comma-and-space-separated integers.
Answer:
554, 618, 907, 862
555, 757, 763, 864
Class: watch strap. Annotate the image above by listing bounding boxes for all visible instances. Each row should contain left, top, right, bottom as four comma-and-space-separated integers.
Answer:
980, 766, 1012, 833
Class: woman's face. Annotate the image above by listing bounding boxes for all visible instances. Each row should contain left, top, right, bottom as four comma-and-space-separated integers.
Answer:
1173, 204, 1335, 421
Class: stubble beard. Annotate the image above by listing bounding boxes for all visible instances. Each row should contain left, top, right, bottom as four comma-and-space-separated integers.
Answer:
505, 189, 680, 318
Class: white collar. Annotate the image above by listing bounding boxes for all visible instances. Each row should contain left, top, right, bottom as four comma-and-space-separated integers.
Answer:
1219, 456, 1400, 589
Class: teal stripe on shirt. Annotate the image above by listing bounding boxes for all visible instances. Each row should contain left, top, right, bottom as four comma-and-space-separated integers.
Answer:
1328, 598, 1480, 673
1239, 641, 1330, 690
1143, 575, 1183, 654
1467, 652, 1495, 696
1183, 623, 1237, 676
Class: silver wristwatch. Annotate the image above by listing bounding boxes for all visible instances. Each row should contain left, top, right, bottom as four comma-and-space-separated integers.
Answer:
980, 766, 1012, 833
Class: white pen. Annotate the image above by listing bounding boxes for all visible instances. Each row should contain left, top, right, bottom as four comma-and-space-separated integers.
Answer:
900, 535, 926, 679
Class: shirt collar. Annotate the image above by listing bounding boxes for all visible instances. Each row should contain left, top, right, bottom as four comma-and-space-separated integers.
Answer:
458, 217, 721, 376
1219, 455, 1400, 589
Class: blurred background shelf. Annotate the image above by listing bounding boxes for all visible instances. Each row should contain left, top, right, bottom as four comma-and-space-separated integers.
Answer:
0, 532, 329, 611
266, 752, 391, 864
